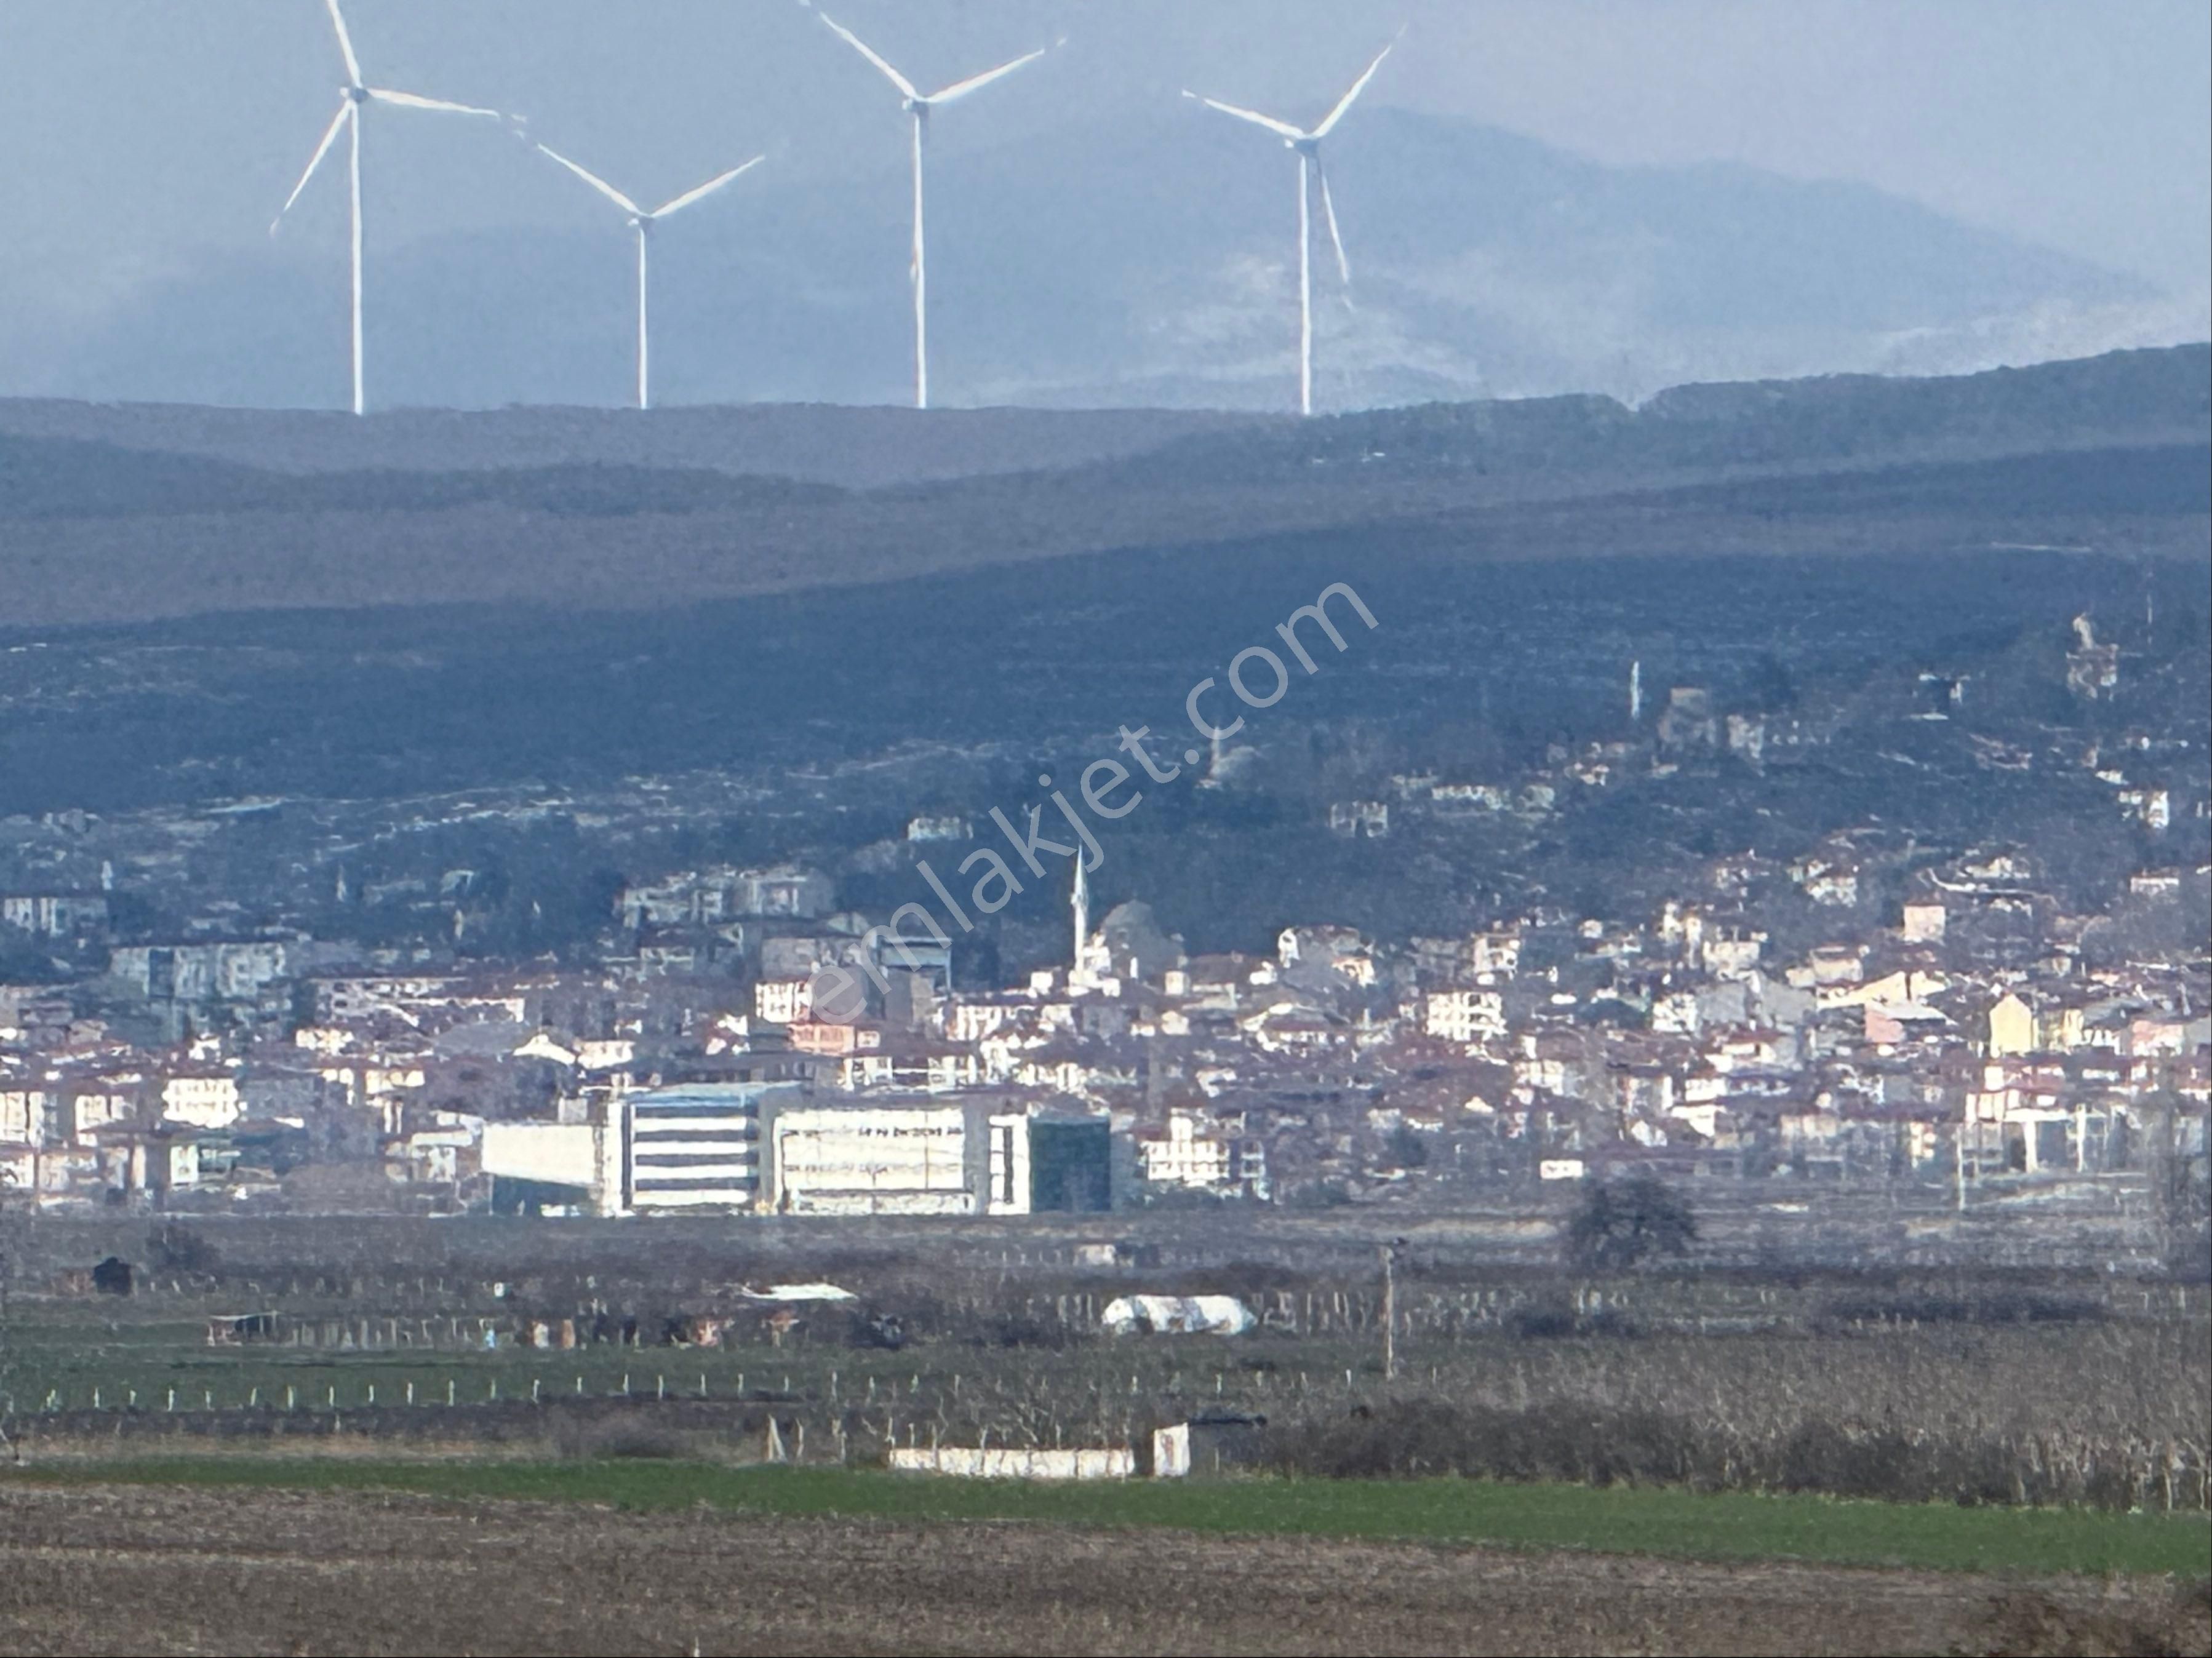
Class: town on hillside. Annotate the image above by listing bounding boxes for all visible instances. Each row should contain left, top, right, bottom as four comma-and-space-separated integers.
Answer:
4, 620, 2204, 1251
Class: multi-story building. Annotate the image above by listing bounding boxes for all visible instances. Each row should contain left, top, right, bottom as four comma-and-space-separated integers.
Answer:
754, 978, 812, 1024
1424, 989, 1506, 1044
617, 865, 834, 930
1, 893, 110, 938
160, 1070, 244, 1130
626, 1082, 777, 1214
765, 1099, 972, 1216
764, 1095, 1113, 1217
1137, 1109, 1231, 1187
0, 1086, 62, 1147
482, 1081, 783, 1217
111, 941, 290, 1003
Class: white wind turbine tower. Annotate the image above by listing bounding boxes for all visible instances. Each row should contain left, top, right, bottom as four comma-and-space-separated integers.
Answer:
270, 0, 503, 416
1185, 38, 1397, 416
533, 145, 764, 410
817, 12, 1048, 410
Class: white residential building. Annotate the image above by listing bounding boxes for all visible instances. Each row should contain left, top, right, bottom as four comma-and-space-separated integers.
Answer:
754, 978, 812, 1024
161, 1072, 244, 1130
1137, 1110, 1232, 1187
1424, 989, 1506, 1044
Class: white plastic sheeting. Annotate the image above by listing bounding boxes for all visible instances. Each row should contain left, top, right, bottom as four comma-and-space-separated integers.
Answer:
888, 1446, 1134, 1480
741, 1282, 856, 1302
1099, 1294, 1255, 1336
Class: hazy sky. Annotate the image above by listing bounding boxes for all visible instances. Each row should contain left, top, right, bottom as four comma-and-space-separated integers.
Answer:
1, 1, 2205, 336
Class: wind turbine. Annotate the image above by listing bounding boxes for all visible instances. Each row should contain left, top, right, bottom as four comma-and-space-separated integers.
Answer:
817, 12, 1048, 410
270, 0, 503, 416
1185, 38, 1396, 416
533, 145, 764, 410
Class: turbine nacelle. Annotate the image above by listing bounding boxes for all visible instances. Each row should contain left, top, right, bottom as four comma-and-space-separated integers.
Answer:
817, 12, 1045, 114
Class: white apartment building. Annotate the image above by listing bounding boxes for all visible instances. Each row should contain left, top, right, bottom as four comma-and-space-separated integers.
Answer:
1424, 989, 1506, 1044
754, 978, 812, 1024
1137, 1109, 1231, 1187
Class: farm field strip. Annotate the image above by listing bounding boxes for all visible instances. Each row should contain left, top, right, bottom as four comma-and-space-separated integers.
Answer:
11, 1307, 2204, 1431
10, 1479, 2204, 1658
15, 1459, 2209, 1577
3, 1320, 1406, 1415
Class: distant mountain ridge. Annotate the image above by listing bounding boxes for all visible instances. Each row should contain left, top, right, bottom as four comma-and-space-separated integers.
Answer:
1066, 343, 2212, 497
0, 401, 1266, 490
0, 345, 2202, 630
0, 439, 840, 520
4, 343, 2198, 511
9, 106, 2198, 413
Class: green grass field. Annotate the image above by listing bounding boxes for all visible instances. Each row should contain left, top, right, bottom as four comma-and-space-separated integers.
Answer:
17, 1459, 2208, 1578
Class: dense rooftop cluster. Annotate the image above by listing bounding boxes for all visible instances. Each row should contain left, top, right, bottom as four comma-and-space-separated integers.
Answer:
4, 641, 2203, 1218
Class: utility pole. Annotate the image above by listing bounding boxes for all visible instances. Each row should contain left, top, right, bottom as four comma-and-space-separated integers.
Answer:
1379, 1238, 1405, 1382
0, 1165, 17, 1463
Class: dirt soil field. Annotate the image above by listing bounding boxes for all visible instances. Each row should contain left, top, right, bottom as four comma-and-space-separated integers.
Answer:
0, 1481, 2204, 1657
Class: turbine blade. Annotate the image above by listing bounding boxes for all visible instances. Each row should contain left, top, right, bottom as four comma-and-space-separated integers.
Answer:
1181, 90, 1305, 141
649, 155, 764, 220
366, 87, 500, 117
271, 98, 351, 233
1311, 39, 1395, 137
927, 46, 1046, 105
1317, 158, 1354, 302
324, 0, 363, 88
817, 14, 917, 100
535, 143, 642, 215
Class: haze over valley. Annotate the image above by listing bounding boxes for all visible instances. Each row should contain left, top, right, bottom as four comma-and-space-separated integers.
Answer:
0, 10, 2206, 1656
